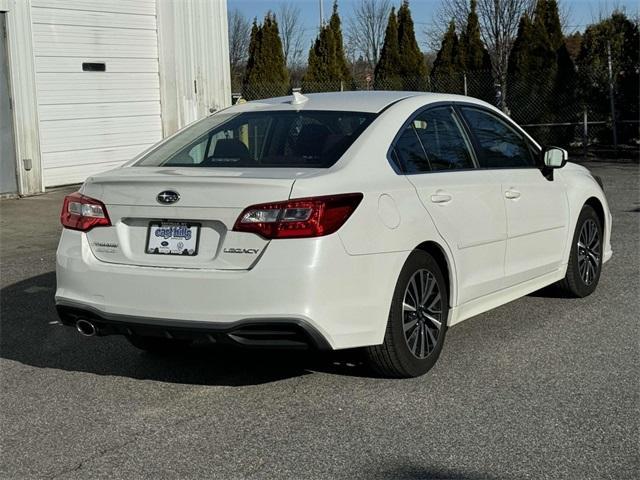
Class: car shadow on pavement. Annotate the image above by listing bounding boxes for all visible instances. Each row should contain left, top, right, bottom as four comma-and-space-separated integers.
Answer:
371, 463, 500, 480
527, 284, 572, 298
0, 272, 372, 386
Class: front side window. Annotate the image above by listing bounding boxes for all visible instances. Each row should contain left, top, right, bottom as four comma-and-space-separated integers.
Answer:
460, 107, 535, 168
135, 111, 375, 168
412, 107, 475, 171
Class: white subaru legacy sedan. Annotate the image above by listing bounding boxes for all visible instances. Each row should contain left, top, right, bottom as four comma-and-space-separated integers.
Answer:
56, 91, 612, 377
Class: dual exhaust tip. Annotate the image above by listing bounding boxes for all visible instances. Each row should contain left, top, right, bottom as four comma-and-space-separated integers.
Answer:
75, 319, 97, 337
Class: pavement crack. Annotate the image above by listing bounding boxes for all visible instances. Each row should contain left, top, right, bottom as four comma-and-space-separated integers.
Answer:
47, 436, 140, 480
46, 413, 205, 479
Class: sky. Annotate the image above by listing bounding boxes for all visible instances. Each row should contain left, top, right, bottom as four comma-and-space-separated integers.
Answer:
227, 0, 639, 51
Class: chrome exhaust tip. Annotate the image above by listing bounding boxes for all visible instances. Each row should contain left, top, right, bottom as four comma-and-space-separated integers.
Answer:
76, 319, 96, 337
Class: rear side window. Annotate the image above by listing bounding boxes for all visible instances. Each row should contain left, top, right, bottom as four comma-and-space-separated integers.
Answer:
460, 107, 535, 168
412, 107, 474, 171
135, 111, 375, 168
393, 124, 430, 173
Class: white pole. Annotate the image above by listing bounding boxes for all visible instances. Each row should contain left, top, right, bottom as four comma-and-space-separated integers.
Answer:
319, 0, 324, 29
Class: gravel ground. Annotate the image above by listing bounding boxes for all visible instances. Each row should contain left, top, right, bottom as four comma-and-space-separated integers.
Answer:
0, 162, 638, 480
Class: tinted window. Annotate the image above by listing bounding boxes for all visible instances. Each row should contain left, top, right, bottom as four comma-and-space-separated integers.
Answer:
461, 108, 535, 168
394, 125, 430, 173
413, 107, 474, 171
135, 111, 375, 168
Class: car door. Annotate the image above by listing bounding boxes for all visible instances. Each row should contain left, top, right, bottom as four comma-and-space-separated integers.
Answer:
458, 106, 569, 285
393, 105, 508, 305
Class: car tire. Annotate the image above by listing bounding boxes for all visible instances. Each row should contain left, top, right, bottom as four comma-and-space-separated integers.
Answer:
366, 250, 449, 378
558, 204, 603, 298
126, 335, 191, 354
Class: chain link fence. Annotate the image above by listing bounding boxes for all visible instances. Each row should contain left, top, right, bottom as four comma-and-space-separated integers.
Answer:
234, 69, 639, 159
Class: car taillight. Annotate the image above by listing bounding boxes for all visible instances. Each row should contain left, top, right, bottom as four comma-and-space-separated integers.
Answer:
61, 192, 111, 231
233, 193, 363, 239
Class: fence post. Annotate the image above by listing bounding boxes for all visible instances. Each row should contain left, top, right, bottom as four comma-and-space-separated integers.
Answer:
606, 41, 618, 150
583, 108, 588, 161
463, 73, 468, 96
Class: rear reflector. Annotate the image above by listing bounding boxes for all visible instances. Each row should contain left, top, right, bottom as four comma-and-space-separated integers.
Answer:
61, 192, 111, 231
233, 193, 363, 239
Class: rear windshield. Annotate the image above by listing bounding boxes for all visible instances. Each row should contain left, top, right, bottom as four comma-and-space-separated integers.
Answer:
134, 110, 376, 168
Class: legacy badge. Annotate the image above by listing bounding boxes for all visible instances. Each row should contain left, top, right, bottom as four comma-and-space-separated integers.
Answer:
223, 248, 260, 255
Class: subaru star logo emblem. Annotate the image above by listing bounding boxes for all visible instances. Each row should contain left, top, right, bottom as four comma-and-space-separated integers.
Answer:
157, 190, 180, 204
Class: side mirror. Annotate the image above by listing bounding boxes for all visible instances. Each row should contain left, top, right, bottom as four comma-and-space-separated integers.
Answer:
542, 146, 568, 169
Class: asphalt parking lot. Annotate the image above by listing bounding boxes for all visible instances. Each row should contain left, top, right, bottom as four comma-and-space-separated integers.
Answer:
1, 161, 638, 480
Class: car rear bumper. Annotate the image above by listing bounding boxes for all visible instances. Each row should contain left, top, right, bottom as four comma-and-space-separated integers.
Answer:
55, 229, 407, 350
56, 301, 331, 349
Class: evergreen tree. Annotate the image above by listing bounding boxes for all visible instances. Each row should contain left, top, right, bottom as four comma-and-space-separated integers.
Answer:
303, 2, 351, 91
506, 0, 559, 80
506, 2, 556, 121
242, 13, 290, 100
303, 25, 339, 90
329, 1, 352, 84
576, 11, 639, 143
530, 0, 557, 77
508, 2, 568, 81
533, 0, 575, 142
263, 14, 289, 85
374, 7, 402, 90
244, 19, 260, 85
507, 14, 540, 124
507, 14, 535, 79
506, 0, 577, 143
539, 0, 563, 50
396, 0, 427, 90
459, 0, 491, 72
554, 39, 577, 135
458, 0, 492, 101
430, 21, 463, 93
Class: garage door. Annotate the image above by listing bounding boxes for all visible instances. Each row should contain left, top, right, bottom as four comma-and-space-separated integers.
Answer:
31, 0, 163, 187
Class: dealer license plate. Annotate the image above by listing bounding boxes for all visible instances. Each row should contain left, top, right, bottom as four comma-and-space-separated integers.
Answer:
146, 222, 200, 256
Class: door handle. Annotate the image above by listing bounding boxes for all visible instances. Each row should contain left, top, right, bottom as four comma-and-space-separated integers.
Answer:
504, 189, 521, 199
430, 192, 452, 204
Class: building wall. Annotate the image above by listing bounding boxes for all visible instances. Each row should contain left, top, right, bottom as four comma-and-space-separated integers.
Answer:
1, 0, 230, 193
31, 0, 164, 187
1, 0, 43, 195
157, 0, 232, 137
0, 12, 18, 195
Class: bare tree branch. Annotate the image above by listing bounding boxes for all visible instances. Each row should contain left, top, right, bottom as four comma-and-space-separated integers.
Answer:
228, 8, 251, 75
346, 0, 392, 68
559, 1, 573, 32
424, 1, 468, 51
278, 2, 305, 69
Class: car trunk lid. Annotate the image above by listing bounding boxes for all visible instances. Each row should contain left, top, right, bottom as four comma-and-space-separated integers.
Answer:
82, 167, 317, 270
83, 166, 304, 207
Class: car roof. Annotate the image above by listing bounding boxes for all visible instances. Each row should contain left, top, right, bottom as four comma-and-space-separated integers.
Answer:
227, 91, 492, 114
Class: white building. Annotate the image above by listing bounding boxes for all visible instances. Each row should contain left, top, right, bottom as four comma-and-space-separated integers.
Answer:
1, 0, 231, 196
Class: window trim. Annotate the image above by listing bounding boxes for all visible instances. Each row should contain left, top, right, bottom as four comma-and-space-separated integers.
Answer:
454, 104, 543, 170
387, 102, 480, 175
